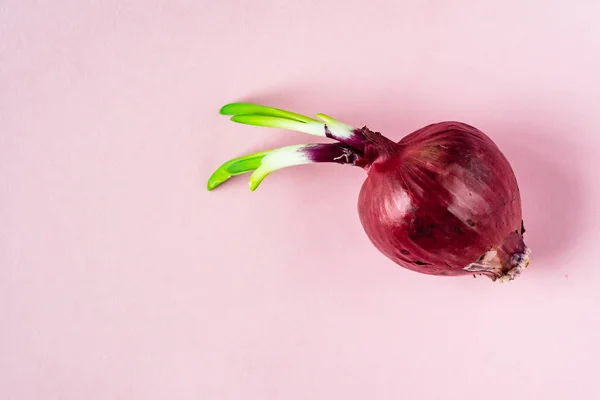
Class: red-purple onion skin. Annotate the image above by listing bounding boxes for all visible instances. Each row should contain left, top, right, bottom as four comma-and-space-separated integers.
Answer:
357, 122, 524, 277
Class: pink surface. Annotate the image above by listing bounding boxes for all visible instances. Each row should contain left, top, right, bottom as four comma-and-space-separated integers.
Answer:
1, 1, 600, 399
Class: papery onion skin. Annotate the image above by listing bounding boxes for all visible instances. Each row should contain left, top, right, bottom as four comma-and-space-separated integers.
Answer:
357, 122, 528, 280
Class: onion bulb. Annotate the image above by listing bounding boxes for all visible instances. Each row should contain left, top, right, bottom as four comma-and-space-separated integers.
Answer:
208, 103, 530, 282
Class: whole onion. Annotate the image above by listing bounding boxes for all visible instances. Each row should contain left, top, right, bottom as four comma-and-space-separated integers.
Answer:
208, 103, 530, 282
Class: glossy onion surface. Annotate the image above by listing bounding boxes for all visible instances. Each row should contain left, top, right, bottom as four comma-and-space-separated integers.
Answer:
358, 122, 525, 278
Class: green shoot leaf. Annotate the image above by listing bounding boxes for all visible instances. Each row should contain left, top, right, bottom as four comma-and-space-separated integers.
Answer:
230, 115, 324, 136
220, 103, 319, 123
207, 150, 271, 190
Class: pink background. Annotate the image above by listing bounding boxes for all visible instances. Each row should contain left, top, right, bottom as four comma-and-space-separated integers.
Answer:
2, 1, 600, 399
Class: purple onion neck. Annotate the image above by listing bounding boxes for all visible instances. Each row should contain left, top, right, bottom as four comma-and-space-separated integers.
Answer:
348, 127, 401, 170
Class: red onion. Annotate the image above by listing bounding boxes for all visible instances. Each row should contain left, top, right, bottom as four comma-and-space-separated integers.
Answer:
208, 103, 530, 282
